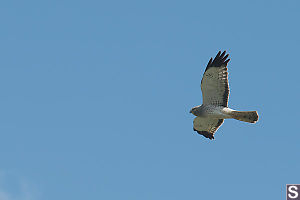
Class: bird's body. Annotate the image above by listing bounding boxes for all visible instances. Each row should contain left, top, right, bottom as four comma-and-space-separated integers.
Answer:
190, 51, 258, 140
191, 105, 233, 119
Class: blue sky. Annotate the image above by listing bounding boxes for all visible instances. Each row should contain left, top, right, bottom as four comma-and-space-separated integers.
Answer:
0, 0, 300, 199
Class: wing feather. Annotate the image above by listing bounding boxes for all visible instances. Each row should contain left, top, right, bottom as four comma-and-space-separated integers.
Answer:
201, 51, 230, 106
193, 117, 224, 140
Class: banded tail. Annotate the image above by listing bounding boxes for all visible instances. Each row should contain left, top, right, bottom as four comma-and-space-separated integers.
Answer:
230, 110, 259, 123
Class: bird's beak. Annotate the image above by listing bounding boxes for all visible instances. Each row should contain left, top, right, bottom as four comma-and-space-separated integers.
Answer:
189, 110, 192, 113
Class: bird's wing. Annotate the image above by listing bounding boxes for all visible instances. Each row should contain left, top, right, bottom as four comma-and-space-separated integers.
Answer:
201, 51, 230, 107
193, 117, 224, 140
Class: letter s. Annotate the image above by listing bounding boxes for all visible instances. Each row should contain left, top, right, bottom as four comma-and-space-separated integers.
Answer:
288, 186, 299, 199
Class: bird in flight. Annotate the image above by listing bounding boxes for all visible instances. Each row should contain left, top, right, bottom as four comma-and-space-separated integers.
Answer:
190, 51, 259, 140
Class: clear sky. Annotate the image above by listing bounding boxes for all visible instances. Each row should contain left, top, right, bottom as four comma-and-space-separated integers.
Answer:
0, 0, 300, 199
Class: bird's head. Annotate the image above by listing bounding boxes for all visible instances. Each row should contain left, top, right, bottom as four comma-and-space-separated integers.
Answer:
189, 106, 200, 116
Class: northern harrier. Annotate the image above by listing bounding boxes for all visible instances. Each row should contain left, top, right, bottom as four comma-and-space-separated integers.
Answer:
190, 51, 259, 140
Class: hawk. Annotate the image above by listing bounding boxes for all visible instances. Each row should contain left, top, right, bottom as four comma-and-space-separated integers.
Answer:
190, 51, 259, 140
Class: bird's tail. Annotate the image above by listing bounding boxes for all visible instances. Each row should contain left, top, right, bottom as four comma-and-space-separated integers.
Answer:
230, 110, 259, 123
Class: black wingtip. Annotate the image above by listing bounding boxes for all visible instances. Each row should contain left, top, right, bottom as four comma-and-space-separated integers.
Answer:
195, 130, 215, 140
220, 51, 226, 58
207, 57, 213, 67
224, 58, 230, 65
205, 50, 230, 71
